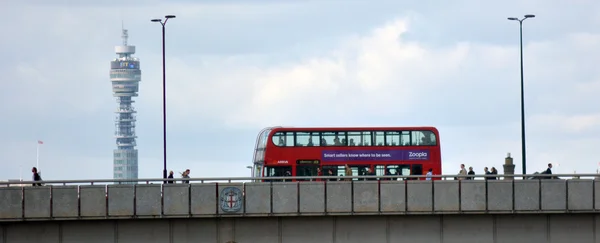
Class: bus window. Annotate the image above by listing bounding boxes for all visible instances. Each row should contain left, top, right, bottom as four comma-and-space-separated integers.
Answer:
285, 132, 294, 147
323, 165, 368, 180
362, 132, 373, 146
387, 165, 411, 179
265, 166, 292, 182
424, 131, 437, 146
375, 165, 386, 179
401, 166, 411, 176
321, 132, 333, 146
272, 132, 285, 146
374, 131, 385, 146
359, 131, 372, 146
347, 132, 361, 146
411, 131, 436, 146
322, 165, 339, 180
355, 165, 371, 180
334, 165, 347, 177
385, 131, 400, 146
322, 131, 346, 146
296, 132, 321, 147
337, 131, 347, 146
296, 160, 319, 181
296, 165, 318, 181
296, 132, 311, 146
412, 164, 423, 175
412, 164, 423, 180
400, 131, 410, 146
272, 132, 295, 147
411, 131, 423, 146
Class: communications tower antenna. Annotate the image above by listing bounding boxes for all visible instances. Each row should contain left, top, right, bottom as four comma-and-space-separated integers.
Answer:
121, 24, 128, 46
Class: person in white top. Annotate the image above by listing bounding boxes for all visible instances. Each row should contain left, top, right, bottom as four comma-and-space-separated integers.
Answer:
426, 168, 433, 180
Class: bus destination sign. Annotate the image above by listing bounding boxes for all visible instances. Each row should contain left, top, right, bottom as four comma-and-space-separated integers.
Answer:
297, 160, 319, 165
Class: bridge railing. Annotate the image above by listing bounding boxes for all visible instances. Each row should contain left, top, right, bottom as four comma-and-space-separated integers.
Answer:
0, 174, 598, 221
0, 173, 593, 186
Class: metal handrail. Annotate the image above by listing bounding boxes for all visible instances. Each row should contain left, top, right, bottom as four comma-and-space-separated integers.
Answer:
0, 173, 597, 186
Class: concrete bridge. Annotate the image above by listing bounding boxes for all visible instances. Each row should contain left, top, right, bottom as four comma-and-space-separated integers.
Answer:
0, 174, 599, 243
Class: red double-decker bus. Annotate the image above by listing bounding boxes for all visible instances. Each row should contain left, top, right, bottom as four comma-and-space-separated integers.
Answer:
250, 126, 442, 181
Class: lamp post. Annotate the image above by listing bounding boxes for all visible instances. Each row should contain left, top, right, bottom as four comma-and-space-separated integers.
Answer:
246, 166, 253, 177
507, 14, 535, 176
151, 15, 176, 183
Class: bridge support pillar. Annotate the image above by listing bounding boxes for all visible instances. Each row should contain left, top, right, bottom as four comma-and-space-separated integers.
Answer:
503, 153, 515, 180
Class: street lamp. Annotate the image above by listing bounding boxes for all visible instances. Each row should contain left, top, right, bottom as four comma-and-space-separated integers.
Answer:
507, 14, 535, 176
151, 15, 176, 183
246, 166, 253, 177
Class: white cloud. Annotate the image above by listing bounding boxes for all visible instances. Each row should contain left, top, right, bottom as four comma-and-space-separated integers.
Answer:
163, 18, 476, 128
529, 114, 600, 134
159, 18, 521, 129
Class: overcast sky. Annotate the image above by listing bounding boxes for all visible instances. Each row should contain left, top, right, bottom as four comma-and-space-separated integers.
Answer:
1, 0, 599, 181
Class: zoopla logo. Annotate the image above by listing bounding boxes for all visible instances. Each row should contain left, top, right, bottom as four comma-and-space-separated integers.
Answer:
408, 152, 428, 158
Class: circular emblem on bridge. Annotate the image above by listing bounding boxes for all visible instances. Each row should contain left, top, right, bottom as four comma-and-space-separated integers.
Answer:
219, 187, 243, 213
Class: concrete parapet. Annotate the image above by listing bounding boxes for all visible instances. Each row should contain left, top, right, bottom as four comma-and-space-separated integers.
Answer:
487, 181, 513, 211
245, 183, 271, 214
108, 185, 134, 216
380, 181, 405, 212
80, 185, 107, 217
272, 182, 298, 214
163, 184, 190, 216
595, 181, 600, 210
433, 180, 459, 211
541, 180, 566, 211
326, 181, 352, 213
135, 185, 162, 216
407, 181, 432, 212
190, 183, 217, 215
514, 180, 539, 211
0, 178, 598, 221
52, 186, 79, 218
24, 187, 51, 218
567, 180, 593, 210
0, 187, 23, 219
353, 181, 379, 213
299, 182, 324, 213
461, 180, 486, 211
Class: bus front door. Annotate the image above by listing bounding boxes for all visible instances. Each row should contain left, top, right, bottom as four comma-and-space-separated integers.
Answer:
296, 160, 320, 181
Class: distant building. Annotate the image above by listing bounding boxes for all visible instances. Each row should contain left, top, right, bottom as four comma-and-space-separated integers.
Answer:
110, 29, 141, 183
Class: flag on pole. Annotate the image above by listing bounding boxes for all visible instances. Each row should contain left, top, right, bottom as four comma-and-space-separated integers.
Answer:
37, 140, 43, 145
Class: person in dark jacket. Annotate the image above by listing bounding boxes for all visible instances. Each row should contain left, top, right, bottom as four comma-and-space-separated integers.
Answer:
31, 167, 42, 186
483, 167, 491, 180
489, 167, 498, 180
167, 171, 174, 184
467, 167, 475, 180
541, 163, 554, 179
